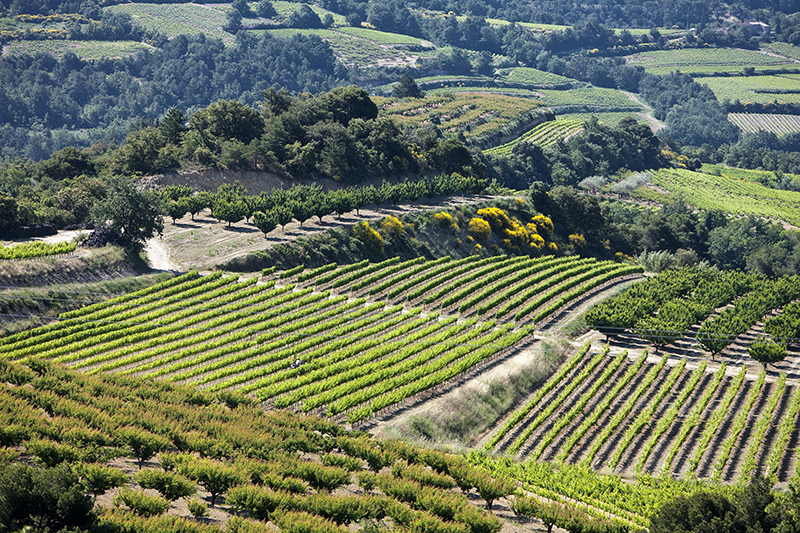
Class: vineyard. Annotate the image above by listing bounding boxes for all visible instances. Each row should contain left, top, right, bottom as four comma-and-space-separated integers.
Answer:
0, 255, 640, 426
0, 240, 76, 260
623, 47, 796, 74
503, 67, 575, 86
375, 93, 547, 141
728, 113, 800, 134
644, 168, 800, 227
485, 330, 800, 485
2, 39, 151, 59
106, 3, 233, 43
484, 119, 584, 155
698, 75, 800, 104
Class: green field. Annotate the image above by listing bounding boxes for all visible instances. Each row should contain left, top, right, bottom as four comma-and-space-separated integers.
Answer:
106, 3, 232, 43
699, 75, 800, 104
556, 111, 643, 125
335, 26, 426, 45
258, 28, 420, 66
762, 42, 800, 61
537, 87, 641, 109
504, 67, 575, 86
484, 119, 585, 155
376, 92, 546, 140
0, 256, 640, 423
3, 39, 152, 59
728, 113, 800, 135
271, 0, 347, 25
647, 168, 800, 226
624, 47, 796, 73
701, 164, 800, 185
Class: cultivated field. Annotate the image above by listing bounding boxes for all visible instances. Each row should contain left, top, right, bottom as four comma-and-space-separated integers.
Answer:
2, 39, 152, 59
640, 168, 800, 227
624, 47, 797, 74
728, 113, 800, 134
0, 256, 640, 425
375, 93, 547, 141
699, 75, 800, 104
105, 3, 233, 43
484, 119, 584, 155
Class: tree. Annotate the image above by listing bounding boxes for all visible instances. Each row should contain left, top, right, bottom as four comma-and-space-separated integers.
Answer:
472, 472, 515, 512
213, 199, 248, 227
120, 427, 170, 469
91, 176, 164, 251
136, 469, 196, 501
393, 73, 423, 98
159, 107, 187, 146
0, 463, 94, 532
224, 9, 242, 33
650, 491, 743, 533
181, 459, 243, 506
748, 337, 787, 370
164, 199, 189, 223
274, 204, 294, 232
255, 0, 277, 18
0, 194, 18, 231
231, 0, 251, 16
287, 4, 322, 28
79, 464, 127, 501
253, 210, 278, 238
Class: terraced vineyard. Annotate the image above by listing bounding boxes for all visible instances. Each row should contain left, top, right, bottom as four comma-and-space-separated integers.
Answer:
0, 256, 640, 424
484, 119, 584, 155
484, 342, 800, 485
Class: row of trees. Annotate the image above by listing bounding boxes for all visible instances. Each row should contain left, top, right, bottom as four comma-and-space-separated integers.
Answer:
161, 173, 486, 237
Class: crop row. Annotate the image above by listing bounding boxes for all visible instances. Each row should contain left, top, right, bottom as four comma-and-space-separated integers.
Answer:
484, 119, 584, 156
0, 240, 76, 260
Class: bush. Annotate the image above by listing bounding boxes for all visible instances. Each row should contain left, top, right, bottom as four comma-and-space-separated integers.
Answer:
136, 469, 196, 501
187, 498, 209, 518
467, 218, 491, 242
380, 216, 404, 237
113, 488, 170, 517
353, 221, 384, 254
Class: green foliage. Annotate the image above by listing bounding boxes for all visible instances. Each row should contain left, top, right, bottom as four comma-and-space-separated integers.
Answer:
0, 241, 76, 260
79, 463, 127, 499
114, 488, 170, 517
393, 73, 423, 99
748, 336, 788, 369
27, 439, 80, 467
91, 175, 164, 251
188, 498, 209, 518
181, 458, 244, 506
119, 427, 170, 468
136, 468, 197, 501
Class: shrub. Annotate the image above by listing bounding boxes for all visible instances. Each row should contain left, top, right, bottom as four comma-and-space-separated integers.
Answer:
113, 489, 170, 517
187, 498, 209, 518
353, 222, 384, 254
467, 218, 491, 242
380, 216, 403, 237
136, 469, 196, 501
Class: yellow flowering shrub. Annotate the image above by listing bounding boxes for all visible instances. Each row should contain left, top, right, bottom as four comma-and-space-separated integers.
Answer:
530, 215, 554, 239
569, 234, 587, 249
380, 216, 403, 237
353, 222, 384, 253
467, 218, 491, 242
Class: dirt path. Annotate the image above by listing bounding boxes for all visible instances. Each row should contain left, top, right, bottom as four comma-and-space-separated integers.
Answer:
145, 238, 181, 271
622, 91, 665, 132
